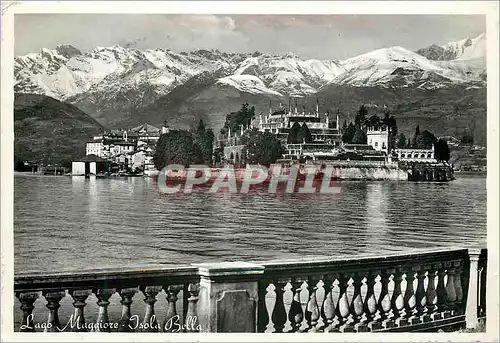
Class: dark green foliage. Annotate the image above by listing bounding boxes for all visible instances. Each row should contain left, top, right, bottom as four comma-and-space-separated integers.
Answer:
366, 115, 381, 128
434, 139, 451, 161
241, 128, 284, 166
397, 133, 407, 148
14, 93, 103, 164
414, 129, 437, 149
352, 125, 367, 144
153, 130, 204, 169
461, 134, 474, 144
14, 160, 29, 172
192, 119, 214, 164
221, 103, 255, 134
287, 122, 301, 144
297, 123, 313, 143
412, 125, 421, 147
342, 123, 356, 143
355, 105, 368, 127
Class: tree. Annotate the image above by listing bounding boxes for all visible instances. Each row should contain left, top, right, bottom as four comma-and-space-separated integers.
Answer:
153, 130, 203, 169
297, 123, 313, 143
434, 139, 450, 162
287, 122, 301, 143
192, 119, 215, 165
397, 133, 407, 148
342, 123, 356, 143
221, 103, 255, 134
355, 105, 368, 127
241, 128, 284, 166
352, 125, 367, 144
461, 134, 474, 144
366, 115, 381, 128
412, 125, 421, 148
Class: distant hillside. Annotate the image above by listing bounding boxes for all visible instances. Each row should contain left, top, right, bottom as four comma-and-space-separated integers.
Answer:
14, 93, 103, 164
139, 82, 486, 146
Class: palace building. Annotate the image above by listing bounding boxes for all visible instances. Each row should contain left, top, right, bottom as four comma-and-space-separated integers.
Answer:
258, 99, 343, 146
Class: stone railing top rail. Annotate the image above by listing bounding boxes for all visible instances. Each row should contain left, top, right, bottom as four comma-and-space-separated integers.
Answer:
15, 247, 486, 291
14, 265, 199, 292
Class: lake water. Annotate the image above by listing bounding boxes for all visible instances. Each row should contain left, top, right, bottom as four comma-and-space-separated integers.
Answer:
14, 173, 486, 274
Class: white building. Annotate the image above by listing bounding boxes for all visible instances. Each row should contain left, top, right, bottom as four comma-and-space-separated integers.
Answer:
366, 126, 389, 154
86, 140, 104, 157
394, 147, 436, 162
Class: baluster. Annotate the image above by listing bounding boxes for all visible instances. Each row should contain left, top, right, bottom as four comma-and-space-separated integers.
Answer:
390, 269, 404, 328
413, 268, 427, 325
162, 284, 182, 332
17, 291, 39, 332
70, 289, 92, 332
435, 264, 449, 319
336, 274, 351, 332
288, 278, 304, 332
271, 280, 287, 333
453, 260, 464, 315
42, 290, 65, 332
141, 285, 162, 332
321, 275, 336, 332
305, 276, 320, 332
94, 288, 115, 332
403, 272, 417, 326
478, 262, 487, 317
395, 269, 410, 328
185, 283, 200, 332
349, 272, 364, 331
118, 287, 138, 332
445, 263, 457, 317
378, 270, 394, 329
425, 267, 439, 321
257, 280, 270, 333
365, 271, 380, 331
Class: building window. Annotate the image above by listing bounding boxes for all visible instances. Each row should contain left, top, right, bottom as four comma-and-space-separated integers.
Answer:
375, 142, 378, 148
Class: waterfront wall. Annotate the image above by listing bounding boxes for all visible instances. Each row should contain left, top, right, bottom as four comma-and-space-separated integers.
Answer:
14, 248, 487, 333
329, 166, 407, 180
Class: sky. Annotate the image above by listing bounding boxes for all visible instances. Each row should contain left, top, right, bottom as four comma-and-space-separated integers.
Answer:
15, 14, 485, 60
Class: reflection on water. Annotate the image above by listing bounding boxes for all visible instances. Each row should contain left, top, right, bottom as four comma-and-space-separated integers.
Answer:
14, 174, 486, 274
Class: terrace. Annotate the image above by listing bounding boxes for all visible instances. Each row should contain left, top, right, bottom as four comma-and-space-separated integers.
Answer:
14, 248, 486, 333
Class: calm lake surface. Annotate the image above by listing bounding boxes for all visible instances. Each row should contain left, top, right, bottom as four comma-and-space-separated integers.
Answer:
14, 173, 487, 274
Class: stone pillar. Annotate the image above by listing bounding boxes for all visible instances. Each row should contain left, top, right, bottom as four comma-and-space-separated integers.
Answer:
193, 262, 265, 333
466, 249, 481, 329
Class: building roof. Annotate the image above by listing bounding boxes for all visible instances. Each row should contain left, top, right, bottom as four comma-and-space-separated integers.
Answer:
131, 123, 160, 133
113, 141, 136, 146
74, 155, 107, 162
86, 139, 103, 144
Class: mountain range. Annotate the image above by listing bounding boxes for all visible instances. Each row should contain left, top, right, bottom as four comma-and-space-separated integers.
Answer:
14, 32, 487, 162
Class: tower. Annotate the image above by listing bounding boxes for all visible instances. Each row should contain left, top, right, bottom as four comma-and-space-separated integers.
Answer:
316, 98, 319, 117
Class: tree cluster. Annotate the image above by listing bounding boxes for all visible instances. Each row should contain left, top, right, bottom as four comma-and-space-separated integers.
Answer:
221, 103, 255, 135
241, 128, 285, 166
153, 119, 214, 169
342, 105, 398, 148
396, 125, 451, 162
287, 122, 313, 144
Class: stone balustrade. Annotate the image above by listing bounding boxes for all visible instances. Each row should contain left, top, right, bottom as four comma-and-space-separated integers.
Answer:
14, 248, 486, 333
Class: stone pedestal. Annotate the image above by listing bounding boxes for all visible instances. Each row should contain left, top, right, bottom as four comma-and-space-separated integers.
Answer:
193, 262, 265, 333
466, 249, 481, 329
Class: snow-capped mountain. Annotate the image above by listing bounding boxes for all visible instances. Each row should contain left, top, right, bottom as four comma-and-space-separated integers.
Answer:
328, 46, 484, 89
441, 33, 486, 60
415, 32, 486, 61
14, 33, 486, 126
14, 45, 239, 101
